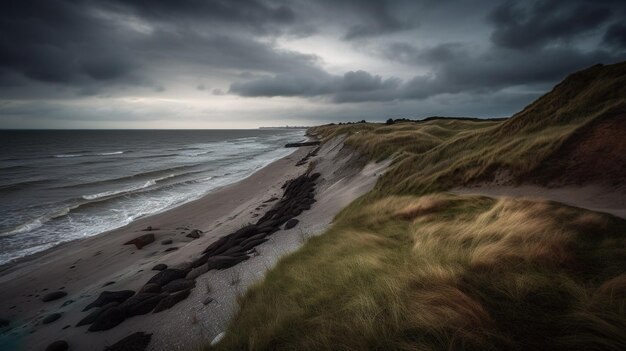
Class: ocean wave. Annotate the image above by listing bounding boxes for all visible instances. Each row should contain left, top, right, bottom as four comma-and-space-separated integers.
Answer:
0, 179, 50, 191
0, 206, 77, 237
97, 151, 125, 156
82, 179, 157, 200
53, 154, 84, 158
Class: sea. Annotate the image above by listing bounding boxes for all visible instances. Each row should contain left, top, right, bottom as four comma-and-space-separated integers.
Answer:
0, 129, 305, 266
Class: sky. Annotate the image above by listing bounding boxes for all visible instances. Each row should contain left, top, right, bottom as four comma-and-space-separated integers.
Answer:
1, 0, 625, 129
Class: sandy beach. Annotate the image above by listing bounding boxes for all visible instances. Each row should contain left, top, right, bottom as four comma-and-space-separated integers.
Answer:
0, 137, 387, 351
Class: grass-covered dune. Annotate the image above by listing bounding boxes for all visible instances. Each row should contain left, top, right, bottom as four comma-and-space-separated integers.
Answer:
210, 62, 626, 350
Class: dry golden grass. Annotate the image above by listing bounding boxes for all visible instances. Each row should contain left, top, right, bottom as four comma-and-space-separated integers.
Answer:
210, 195, 626, 350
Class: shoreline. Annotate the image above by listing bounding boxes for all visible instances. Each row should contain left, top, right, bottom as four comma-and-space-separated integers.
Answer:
0, 146, 301, 273
0, 136, 388, 351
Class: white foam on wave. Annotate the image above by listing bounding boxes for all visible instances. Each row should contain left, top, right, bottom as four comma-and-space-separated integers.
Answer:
0, 206, 76, 237
82, 179, 156, 200
97, 151, 124, 156
53, 154, 84, 158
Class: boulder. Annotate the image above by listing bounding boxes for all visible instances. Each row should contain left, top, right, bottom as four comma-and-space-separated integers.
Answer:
147, 269, 187, 286
206, 255, 249, 270
139, 284, 162, 294
186, 229, 202, 239
163, 279, 196, 293
284, 219, 299, 230
76, 302, 119, 327
164, 247, 178, 252
41, 291, 67, 302
45, 340, 69, 351
83, 290, 134, 311
160, 239, 172, 245
152, 263, 167, 271
88, 307, 125, 331
42, 313, 62, 324
124, 234, 155, 249
119, 293, 164, 317
186, 263, 209, 280
153, 290, 191, 313
104, 332, 152, 351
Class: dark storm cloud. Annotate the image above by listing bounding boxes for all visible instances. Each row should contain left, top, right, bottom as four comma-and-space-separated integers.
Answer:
487, 0, 616, 50
2, 0, 626, 124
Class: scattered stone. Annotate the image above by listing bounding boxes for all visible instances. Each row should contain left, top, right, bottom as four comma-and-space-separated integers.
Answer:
142, 226, 158, 231
139, 284, 162, 294
45, 340, 68, 351
83, 290, 134, 311
284, 219, 299, 230
119, 293, 164, 317
147, 269, 188, 286
88, 307, 125, 331
42, 313, 62, 324
42, 291, 67, 302
69, 265, 75, 269
103, 281, 115, 287
61, 299, 74, 307
62, 325, 70, 330
164, 247, 178, 252
186, 229, 202, 239
153, 290, 191, 313
152, 264, 167, 271
76, 302, 119, 327
161, 239, 173, 245
163, 279, 196, 293
206, 255, 249, 270
104, 332, 152, 351
124, 234, 155, 249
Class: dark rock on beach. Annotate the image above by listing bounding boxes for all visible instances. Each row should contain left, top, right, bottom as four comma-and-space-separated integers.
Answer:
142, 226, 158, 231
285, 141, 320, 148
186, 229, 202, 239
119, 293, 164, 317
164, 247, 178, 252
83, 290, 134, 311
45, 340, 69, 351
88, 307, 125, 331
42, 313, 62, 324
147, 269, 188, 286
104, 332, 152, 351
152, 263, 167, 271
139, 283, 162, 294
160, 239, 173, 245
76, 302, 119, 327
42, 291, 67, 302
153, 289, 191, 313
284, 219, 299, 230
124, 234, 155, 249
163, 279, 196, 293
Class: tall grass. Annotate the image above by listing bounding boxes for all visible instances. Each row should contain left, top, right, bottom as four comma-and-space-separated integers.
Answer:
208, 62, 626, 350
212, 195, 626, 350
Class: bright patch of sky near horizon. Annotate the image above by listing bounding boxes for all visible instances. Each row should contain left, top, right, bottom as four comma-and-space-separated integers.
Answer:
1, 0, 625, 128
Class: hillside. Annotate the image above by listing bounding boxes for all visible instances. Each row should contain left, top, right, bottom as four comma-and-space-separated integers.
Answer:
209, 62, 626, 351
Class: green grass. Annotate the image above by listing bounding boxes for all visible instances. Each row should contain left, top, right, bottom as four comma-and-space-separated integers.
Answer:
208, 62, 626, 350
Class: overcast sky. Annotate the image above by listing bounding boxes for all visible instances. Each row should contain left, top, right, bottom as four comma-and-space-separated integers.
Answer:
1, 0, 625, 128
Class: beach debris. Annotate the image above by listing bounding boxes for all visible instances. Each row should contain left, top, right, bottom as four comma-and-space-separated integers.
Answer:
42, 313, 62, 324
263, 196, 279, 203
284, 219, 299, 230
76, 302, 119, 327
124, 234, 155, 249
152, 263, 167, 271
45, 340, 68, 351
41, 291, 67, 302
163, 279, 196, 293
153, 289, 191, 313
160, 239, 173, 245
211, 332, 226, 346
147, 269, 187, 286
104, 332, 152, 351
186, 229, 202, 239
83, 290, 134, 311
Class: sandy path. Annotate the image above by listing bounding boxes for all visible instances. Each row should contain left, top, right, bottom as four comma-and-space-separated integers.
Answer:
0, 137, 388, 351
452, 184, 626, 219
